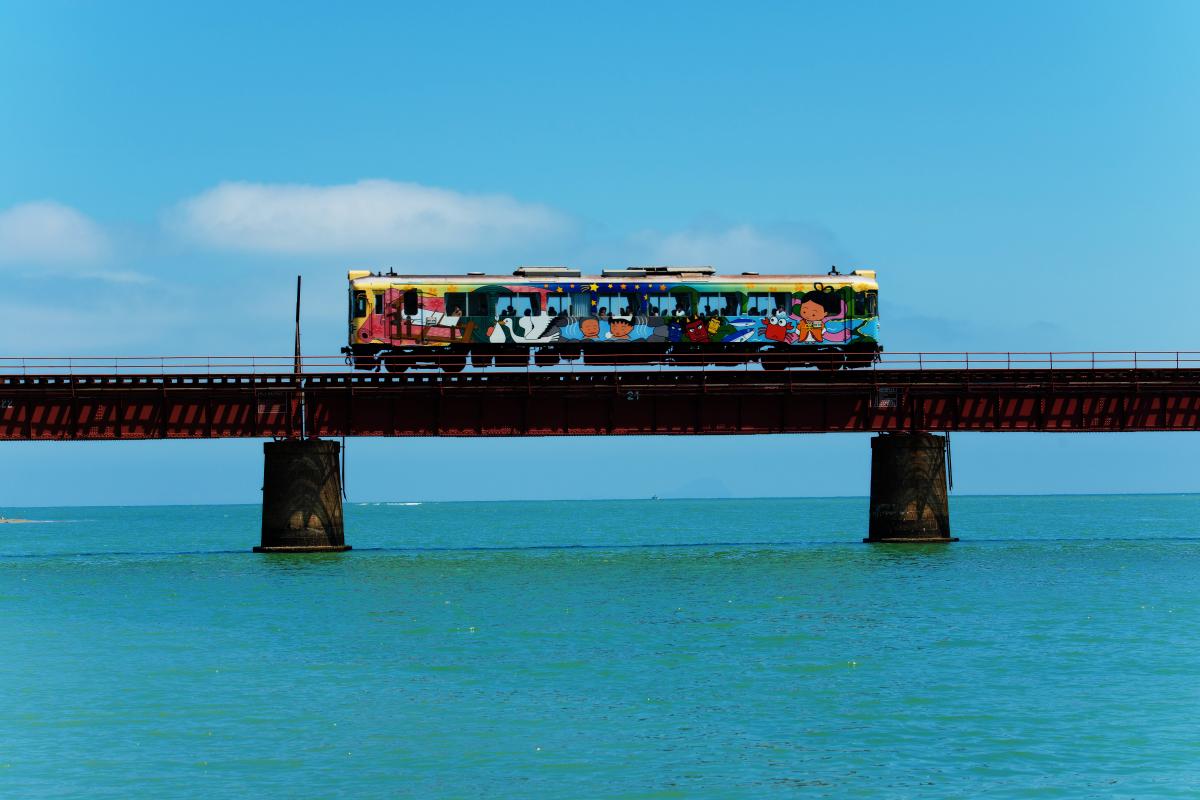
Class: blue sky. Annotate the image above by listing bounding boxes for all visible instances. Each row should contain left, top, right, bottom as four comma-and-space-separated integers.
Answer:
1, 1, 1199, 505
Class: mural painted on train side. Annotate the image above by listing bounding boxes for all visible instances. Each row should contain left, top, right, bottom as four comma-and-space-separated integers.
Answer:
351, 279, 880, 348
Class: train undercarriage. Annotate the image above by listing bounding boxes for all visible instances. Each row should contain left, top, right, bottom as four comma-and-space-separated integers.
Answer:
345, 342, 882, 373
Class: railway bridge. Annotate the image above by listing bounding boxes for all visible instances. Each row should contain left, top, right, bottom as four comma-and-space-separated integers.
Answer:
2, 351, 1198, 550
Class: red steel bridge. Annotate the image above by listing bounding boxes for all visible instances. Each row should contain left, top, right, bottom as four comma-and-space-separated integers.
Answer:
2, 351, 1199, 441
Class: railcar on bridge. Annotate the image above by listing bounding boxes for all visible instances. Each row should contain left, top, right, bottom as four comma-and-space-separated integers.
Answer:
344, 266, 881, 372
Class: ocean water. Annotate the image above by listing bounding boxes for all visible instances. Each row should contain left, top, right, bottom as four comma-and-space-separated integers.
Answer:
1, 495, 1198, 798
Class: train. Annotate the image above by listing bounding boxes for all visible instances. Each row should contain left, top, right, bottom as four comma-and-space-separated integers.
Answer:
343, 265, 881, 372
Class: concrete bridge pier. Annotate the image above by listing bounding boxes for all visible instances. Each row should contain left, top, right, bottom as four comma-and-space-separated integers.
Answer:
254, 439, 350, 553
865, 432, 957, 543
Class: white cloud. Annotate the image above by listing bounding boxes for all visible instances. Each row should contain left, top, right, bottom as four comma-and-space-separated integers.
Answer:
168, 179, 572, 255
628, 223, 839, 274
0, 201, 111, 265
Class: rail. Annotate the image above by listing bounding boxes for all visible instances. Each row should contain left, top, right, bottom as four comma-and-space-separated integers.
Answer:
0, 351, 1199, 376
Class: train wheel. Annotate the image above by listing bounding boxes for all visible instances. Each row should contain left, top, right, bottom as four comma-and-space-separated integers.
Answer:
671, 351, 705, 368
353, 355, 379, 371
534, 350, 559, 367
581, 351, 614, 366
471, 353, 494, 369
761, 353, 787, 372
815, 352, 844, 372
843, 351, 874, 370
439, 354, 466, 373
382, 354, 408, 373
495, 352, 528, 368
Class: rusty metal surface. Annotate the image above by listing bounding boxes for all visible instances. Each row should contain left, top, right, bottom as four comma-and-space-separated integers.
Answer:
2, 350, 1200, 375
1, 367, 1198, 440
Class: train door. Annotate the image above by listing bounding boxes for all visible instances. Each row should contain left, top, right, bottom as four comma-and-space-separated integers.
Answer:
351, 289, 367, 328
397, 289, 419, 340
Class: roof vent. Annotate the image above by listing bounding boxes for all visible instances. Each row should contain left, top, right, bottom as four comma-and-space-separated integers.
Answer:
741, 271, 759, 276
466, 271, 486, 276
512, 266, 582, 278
600, 265, 716, 278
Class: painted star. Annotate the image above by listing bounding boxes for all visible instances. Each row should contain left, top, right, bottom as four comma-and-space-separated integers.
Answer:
619, 283, 626, 289
589, 283, 600, 291
659, 284, 667, 291
555, 286, 563, 292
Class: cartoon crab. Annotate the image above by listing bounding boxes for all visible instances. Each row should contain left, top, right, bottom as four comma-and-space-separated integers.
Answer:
761, 309, 791, 342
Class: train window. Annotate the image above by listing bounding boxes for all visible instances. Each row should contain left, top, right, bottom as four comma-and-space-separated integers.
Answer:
403, 290, 419, 317
667, 290, 693, 316
546, 294, 571, 315
645, 294, 671, 316
773, 292, 792, 313
444, 292, 466, 317
467, 293, 490, 317
865, 290, 878, 316
853, 292, 867, 316
353, 291, 367, 318
698, 293, 729, 317
374, 293, 384, 315
747, 293, 770, 315
495, 294, 539, 318
596, 293, 635, 317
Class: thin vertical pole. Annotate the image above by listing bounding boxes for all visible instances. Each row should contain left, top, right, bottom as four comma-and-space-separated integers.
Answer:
295, 275, 307, 439
945, 431, 953, 492
294, 275, 303, 376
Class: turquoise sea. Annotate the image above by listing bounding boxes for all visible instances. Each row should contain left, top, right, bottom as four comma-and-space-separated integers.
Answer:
1, 495, 1198, 798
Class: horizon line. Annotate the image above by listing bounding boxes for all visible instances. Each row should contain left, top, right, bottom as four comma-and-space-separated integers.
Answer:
4, 490, 1200, 511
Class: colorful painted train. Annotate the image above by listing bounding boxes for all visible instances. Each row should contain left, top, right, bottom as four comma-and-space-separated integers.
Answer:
343, 266, 881, 372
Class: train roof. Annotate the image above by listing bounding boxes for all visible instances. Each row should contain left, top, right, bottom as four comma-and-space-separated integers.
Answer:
348, 267, 878, 286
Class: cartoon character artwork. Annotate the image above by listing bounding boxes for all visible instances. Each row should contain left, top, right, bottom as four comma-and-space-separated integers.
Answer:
683, 318, 709, 342
787, 287, 850, 344
761, 309, 792, 342
608, 319, 634, 340
490, 317, 554, 344
579, 318, 602, 340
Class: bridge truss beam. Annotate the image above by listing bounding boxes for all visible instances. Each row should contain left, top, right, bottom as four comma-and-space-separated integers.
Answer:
0, 369, 1198, 440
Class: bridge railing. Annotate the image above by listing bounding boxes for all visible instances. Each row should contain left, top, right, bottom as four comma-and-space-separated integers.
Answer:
874, 351, 1200, 370
1, 351, 1200, 376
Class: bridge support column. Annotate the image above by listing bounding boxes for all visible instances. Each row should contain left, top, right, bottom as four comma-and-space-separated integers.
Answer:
254, 439, 350, 553
865, 432, 956, 543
